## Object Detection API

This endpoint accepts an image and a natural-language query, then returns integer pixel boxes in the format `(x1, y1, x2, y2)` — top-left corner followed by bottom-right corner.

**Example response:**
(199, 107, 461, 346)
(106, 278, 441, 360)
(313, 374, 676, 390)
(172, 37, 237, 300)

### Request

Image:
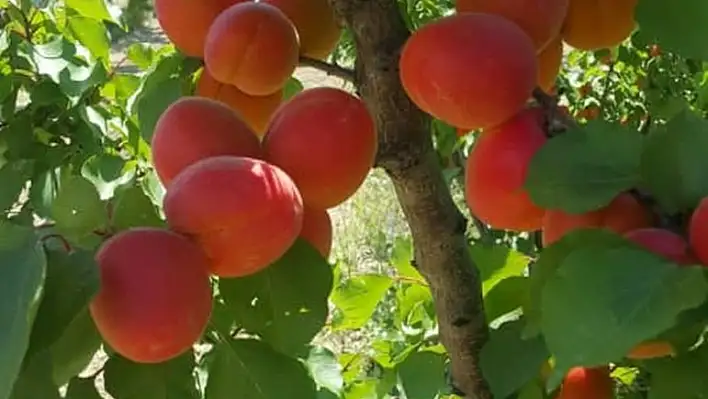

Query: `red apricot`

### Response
(626, 340, 675, 360)
(153, 0, 246, 57)
(89, 228, 212, 363)
(562, 0, 638, 51)
(455, 0, 569, 51)
(542, 192, 652, 246)
(151, 97, 262, 187)
(689, 197, 708, 265)
(464, 107, 547, 231)
(262, 87, 377, 209)
(163, 156, 304, 278)
(300, 205, 333, 258)
(624, 228, 697, 265)
(204, 2, 299, 96)
(556, 366, 614, 399)
(399, 13, 538, 130)
(195, 69, 283, 136)
(537, 35, 563, 93)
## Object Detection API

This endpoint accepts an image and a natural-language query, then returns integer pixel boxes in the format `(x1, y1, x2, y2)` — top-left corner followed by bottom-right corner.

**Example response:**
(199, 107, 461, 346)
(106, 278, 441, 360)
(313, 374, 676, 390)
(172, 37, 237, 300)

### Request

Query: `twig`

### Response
(298, 56, 355, 82)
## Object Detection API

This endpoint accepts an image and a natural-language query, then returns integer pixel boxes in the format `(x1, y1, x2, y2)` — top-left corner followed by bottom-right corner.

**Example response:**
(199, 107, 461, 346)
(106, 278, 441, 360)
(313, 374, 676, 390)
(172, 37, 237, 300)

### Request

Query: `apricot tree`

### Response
(2, 0, 708, 398)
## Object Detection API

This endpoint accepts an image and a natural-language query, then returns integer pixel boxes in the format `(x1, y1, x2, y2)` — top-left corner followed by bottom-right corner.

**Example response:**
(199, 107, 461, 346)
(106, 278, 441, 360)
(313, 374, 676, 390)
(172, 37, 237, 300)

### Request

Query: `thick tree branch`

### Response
(327, 1, 491, 397)
(298, 56, 355, 82)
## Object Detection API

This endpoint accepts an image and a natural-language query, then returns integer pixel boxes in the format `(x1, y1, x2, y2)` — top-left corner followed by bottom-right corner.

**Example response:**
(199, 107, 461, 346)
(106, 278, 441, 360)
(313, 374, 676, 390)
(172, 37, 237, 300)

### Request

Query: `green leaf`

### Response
(51, 175, 107, 239)
(471, 244, 530, 296)
(306, 346, 344, 396)
(395, 283, 434, 327)
(525, 121, 643, 213)
(111, 184, 164, 231)
(398, 350, 447, 399)
(636, 0, 708, 61)
(330, 274, 393, 331)
(126, 43, 154, 71)
(103, 352, 200, 399)
(66, 0, 117, 23)
(9, 352, 60, 399)
(640, 110, 708, 212)
(219, 240, 334, 357)
(0, 223, 47, 399)
(484, 276, 528, 324)
(49, 309, 102, 386)
(282, 77, 304, 101)
(205, 339, 317, 399)
(390, 237, 423, 280)
(646, 344, 708, 399)
(0, 160, 34, 213)
(81, 154, 134, 199)
(65, 377, 102, 399)
(480, 319, 549, 399)
(66, 16, 110, 62)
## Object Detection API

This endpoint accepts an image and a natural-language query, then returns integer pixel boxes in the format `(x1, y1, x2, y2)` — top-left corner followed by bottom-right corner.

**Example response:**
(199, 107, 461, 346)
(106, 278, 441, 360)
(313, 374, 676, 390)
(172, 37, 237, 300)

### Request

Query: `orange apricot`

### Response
(556, 366, 614, 399)
(150, 97, 262, 187)
(262, 87, 377, 209)
(689, 197, 708, 266)
(261, 0, 341, 60)
(561, 0, 638, 51)
(464, 107, 547, 231)
(542, 192, 652, 246)
(455, 0, 569, 51)
(195, 69, 283, 136)
(624, 228, 697, 265)
(89, 228, 213, 363)
(164, 156, 304, 278)
(537, 36, 563, 93)
(204, 2, 300, 96)
(626, 340, 675, 360)
(399, 13, 538, 130)
(153, 0, 246, 57)
(300, 205, 333, 258)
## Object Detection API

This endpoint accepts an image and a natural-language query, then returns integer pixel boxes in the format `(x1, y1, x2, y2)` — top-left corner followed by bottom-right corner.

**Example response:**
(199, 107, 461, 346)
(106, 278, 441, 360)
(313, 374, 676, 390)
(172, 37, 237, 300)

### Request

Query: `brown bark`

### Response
(326, 1, 492, 398)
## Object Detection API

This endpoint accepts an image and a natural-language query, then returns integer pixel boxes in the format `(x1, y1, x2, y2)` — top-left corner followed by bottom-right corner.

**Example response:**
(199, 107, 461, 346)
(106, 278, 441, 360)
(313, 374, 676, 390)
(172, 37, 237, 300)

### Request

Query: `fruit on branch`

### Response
(164, 156, 304, 278)
(624, 228, 697, 265)
(689, 197, 708, 265)
(561, 0, 638, 51)
(299, 205, 333, 258)
(537, 35, 563, 93)
(542, 192, 652, 246)
(195, 69, 283, 136)
(626, 340, 675, 360)
(89, 228, 213, 363)
(454, 0, 570, 51)
(263, 87, 377, 209)
(204, 2, 300, 96)
(151, 97, 262, 187)
(261, 0, 341, 60)
(153, 0, 246, 57)
(399, 13, 538, 130)
(556, 366, 614, 399)
(464, 107, 547, 231)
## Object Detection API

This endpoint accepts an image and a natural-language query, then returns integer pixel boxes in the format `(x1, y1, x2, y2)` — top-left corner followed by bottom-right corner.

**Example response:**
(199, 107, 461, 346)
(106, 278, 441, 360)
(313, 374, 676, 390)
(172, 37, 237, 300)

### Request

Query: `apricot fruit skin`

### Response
(263, 87, 377, 209)
(624, 228, 697, 265)
(261, 0, 341, 60)
(195, 69, 283, 136)
(89, 228, 213, 364)
(151, 97, 262, 187)
(455, 0, 569, 51)
(542, 192, 652, 246)
(204, 2, 300, 96)
(464, 107, 547, 231)
(163, 156, 304, 278)
(399, 13, 538, 130)
(556, 366, 614, 399)
(561, 0, 638, 51)
(537, 36, 563, 93)
(689, 197, 708, 266)
(626, 340, 675, 360)
(300, 205, 333, 258)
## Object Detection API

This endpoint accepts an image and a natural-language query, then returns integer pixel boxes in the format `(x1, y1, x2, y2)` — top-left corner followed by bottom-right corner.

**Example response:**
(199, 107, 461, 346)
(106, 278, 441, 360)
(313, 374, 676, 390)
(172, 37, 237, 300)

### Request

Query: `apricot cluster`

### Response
(153, 0, 341, 135)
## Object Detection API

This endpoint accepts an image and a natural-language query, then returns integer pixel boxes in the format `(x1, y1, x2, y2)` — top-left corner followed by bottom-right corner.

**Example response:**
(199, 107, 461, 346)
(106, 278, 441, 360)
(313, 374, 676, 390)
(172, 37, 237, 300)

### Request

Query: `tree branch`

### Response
(298, 56, 355, 82)
(327, 1, 491, 397)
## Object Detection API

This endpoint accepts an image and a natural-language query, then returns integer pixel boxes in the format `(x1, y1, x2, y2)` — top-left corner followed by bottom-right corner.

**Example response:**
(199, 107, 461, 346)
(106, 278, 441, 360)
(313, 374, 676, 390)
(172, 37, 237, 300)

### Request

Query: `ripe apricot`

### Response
(689, 197, 708, 266)
(464, 107, 547, 231)
(89, 228, 212, 363)
(399, 13, 537, 130)
(263, 87, 377, 209)
(204, 2, 299, 96)
(537, 35, 563, 93)
(261, 0, 341, 60)
(151, 97, 262, 187)
(164, 156, 304, 278)
(542, 192, 652, 246)
(626, 340, 675, 360)
(153, 0, 246, 57)
(455, 0, 569, 51)
(624, 228, 697, 265)
(556, 366, 613, 399)
(195, 69, 283, 136)
(300, 205, 333, 258)
(561, 0, 638, 51)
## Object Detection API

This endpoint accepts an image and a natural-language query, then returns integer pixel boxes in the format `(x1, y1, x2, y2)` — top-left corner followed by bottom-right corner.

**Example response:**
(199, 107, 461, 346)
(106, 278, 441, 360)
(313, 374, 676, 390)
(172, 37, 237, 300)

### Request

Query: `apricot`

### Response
(163, 156, 304, 278)
(688, 197, 708, 265)
(195, 69, 283, 136)
(89, 228, 212, 363)
(464, 107, 547, 231)
(542, 192, 652, 246)
(153, 0, 246, 57)
(537, 36, 563, 93)
(262, 87, 377, 209)
(626, 340, 675, 360)
(561, 0, 638, 51)
(399, 13, 538, 130)
(261, 0, 341, 60)
(204, 2, 300, 96)
(151, 97, 262, 187)
(556, 366, 613, 399)
(300, 205, 333, 258)
(455, 0, 569, 51)
(624, 228, 697, 265)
